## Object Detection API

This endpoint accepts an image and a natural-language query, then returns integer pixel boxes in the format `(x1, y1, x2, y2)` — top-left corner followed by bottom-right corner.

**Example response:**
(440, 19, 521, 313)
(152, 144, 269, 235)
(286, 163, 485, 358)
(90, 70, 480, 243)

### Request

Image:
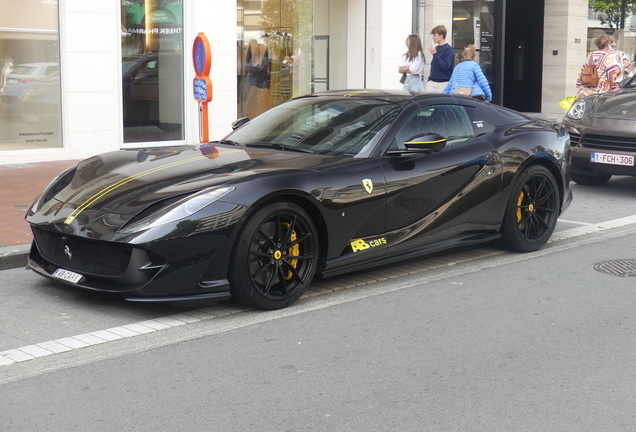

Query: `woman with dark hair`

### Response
(576, 34, 623, 100)
(442, 45, 492, 102)
(398, 35, 425, 92)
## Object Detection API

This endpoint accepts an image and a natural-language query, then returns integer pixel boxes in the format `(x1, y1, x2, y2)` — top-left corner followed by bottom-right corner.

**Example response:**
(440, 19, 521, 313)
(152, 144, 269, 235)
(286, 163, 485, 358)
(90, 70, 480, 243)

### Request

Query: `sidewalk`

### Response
(0, 160, 81, 269)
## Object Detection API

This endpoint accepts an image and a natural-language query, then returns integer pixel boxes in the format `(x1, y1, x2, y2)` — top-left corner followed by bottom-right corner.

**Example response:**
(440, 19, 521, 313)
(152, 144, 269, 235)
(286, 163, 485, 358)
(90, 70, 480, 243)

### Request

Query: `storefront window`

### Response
(0, 1, 61, 151)
(121, 0, 184, 144)
(452, 0, 496, 87)
(237, 0, 314, 119)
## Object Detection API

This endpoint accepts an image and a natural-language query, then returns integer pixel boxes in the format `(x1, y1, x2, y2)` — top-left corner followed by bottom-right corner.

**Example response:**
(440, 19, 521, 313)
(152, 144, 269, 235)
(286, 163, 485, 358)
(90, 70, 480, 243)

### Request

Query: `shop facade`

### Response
(0, 0, 625, 165)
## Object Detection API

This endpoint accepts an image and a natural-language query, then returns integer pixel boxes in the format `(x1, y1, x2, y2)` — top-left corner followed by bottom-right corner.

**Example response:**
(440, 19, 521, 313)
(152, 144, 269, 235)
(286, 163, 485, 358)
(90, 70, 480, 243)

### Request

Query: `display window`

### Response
(237, 0, 346, 120)
(237, 0, 314, 120)
(452, 0, 496, 88)
(0, 0, 62, 151)
(121, 0, 185, 144)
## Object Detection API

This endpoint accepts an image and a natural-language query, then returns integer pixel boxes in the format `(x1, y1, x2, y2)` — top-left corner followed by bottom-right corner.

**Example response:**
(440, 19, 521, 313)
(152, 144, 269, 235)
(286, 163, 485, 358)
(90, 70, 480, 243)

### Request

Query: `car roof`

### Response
(303, 89, 457, 104)
(14, 62, 58, 67)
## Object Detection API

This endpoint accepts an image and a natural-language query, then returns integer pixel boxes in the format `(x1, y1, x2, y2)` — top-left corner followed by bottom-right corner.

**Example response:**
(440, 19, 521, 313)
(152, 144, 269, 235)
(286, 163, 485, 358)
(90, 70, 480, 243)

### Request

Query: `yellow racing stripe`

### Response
(64, 155, 207, 225)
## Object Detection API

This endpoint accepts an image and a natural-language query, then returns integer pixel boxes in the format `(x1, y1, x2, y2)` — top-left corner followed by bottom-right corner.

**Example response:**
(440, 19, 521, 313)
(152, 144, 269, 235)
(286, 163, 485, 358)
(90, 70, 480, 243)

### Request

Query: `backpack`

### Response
(581, 61, 599, 87)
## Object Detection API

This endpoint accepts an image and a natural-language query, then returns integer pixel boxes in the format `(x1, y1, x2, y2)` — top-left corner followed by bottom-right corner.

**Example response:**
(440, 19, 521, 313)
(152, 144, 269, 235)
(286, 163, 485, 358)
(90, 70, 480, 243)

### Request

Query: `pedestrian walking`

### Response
(576, 34, 623, 100)
(426, 25, 454, 93)
(398, 35, 425, 92)
(443, 45, 492, 102)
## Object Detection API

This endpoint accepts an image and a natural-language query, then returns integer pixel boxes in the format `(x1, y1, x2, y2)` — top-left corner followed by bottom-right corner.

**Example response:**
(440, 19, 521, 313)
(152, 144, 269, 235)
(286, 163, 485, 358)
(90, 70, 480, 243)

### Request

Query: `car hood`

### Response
(592, 89, 636, 120)
(35, 143, 339, 222)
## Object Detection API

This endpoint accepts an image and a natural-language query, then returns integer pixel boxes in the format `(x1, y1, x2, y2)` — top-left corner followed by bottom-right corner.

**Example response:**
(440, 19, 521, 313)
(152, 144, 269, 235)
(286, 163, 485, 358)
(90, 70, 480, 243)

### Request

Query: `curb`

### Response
(0, 244, 30, 271)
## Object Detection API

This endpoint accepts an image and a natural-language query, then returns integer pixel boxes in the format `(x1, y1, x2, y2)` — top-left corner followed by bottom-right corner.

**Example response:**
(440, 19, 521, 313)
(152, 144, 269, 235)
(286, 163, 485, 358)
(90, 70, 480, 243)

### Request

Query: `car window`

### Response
(395, 104, 476, 149)
(464, 106, 494, 136)
(10, 66, 37, 75)
(45, 65, 59, 76)
(623, 74, 636, 89)
(227, 97, 400, 157)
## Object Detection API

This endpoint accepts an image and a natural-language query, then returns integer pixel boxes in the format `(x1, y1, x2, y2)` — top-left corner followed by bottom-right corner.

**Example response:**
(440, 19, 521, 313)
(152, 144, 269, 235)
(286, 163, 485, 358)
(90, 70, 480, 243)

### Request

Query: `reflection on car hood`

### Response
(50, 143, 337, 217)
(593, 89, 636, 120)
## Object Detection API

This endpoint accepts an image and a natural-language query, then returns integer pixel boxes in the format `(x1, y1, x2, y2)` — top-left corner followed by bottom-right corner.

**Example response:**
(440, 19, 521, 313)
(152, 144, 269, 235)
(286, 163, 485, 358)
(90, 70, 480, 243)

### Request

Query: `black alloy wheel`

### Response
(501, 165, 560, 252)
(571, 171, 612, 186)
(229, 202, 319, 310)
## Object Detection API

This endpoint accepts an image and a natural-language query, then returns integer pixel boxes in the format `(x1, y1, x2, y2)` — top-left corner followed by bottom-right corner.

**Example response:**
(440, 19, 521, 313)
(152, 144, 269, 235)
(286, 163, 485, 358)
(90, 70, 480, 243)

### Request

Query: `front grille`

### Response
(568, 131, 580, 147)
(32, 227, 132, 276)
(581, 134, 636, 152)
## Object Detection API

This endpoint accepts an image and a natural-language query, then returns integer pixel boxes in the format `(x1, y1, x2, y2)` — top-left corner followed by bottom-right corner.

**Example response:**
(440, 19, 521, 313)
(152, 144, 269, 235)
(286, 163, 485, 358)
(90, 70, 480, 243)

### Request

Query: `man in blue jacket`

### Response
(426, 25, 454, 93)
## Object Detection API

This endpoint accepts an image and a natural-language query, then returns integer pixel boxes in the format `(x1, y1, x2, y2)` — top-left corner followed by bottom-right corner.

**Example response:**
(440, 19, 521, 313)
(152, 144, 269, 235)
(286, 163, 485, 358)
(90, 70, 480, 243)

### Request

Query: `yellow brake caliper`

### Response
(282, 223, 299, 280)
(516, 191, 525, 226)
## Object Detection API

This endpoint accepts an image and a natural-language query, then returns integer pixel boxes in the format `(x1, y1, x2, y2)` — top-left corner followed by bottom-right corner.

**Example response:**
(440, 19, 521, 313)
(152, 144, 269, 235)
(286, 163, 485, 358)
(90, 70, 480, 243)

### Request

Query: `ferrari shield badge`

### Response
(362, 179, 373, 194)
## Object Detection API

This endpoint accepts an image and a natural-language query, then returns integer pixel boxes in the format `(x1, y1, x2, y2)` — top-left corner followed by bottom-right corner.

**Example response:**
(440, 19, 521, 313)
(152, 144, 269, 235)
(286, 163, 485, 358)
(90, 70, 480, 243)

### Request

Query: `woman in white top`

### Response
(398, 35, 425, 92)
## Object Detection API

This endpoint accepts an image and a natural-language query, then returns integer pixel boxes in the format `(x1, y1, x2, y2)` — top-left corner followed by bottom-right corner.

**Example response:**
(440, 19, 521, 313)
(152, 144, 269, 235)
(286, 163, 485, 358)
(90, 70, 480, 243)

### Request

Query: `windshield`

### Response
(226, 97, 400, 157)
(624, 73, 636, 89)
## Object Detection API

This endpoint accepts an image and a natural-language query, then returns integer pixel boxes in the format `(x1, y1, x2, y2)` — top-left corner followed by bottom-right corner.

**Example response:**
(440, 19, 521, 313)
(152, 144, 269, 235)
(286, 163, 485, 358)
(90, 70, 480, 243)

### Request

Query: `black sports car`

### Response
(564, 72, 636, 185)
(26, 90, 572, 310)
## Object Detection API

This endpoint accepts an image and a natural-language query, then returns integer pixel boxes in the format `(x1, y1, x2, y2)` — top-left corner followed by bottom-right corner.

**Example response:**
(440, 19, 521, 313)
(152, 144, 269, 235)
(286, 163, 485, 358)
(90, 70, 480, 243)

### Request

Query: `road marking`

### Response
(3, 213, 636, 368)
(557, 219, 596, 226)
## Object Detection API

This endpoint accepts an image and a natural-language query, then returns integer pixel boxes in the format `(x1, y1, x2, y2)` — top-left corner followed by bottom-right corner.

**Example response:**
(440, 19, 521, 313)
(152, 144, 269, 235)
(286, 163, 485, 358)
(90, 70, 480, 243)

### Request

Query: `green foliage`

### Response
(590, 0, 636, 31)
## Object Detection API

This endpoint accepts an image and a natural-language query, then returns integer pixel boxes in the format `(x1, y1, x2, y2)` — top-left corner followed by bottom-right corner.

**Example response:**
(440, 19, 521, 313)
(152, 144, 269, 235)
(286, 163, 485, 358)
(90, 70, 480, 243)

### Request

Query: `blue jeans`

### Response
(402, 75, 424, 92)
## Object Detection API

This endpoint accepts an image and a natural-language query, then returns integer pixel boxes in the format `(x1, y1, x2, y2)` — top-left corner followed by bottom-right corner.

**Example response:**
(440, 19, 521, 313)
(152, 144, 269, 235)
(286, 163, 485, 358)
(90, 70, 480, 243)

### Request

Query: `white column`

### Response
(347, 0, 412, 90)
(187, 1, 237, 141)
(542, 0, 588, 121)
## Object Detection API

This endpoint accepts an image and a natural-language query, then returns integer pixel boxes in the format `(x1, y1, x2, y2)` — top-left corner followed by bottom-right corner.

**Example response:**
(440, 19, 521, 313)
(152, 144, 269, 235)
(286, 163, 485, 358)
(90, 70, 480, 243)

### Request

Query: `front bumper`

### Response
(565, 121, 636, 177)
(27, 226, 232, 305)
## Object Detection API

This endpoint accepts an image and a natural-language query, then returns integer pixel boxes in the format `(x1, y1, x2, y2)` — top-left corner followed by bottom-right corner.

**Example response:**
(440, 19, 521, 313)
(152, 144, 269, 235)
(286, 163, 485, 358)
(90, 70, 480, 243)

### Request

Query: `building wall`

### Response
(542, 0, 588, 121)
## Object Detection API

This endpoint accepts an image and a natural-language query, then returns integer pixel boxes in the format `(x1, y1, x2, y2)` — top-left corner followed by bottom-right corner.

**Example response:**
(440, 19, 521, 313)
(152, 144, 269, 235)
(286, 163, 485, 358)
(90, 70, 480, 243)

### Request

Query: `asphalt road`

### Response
(2, 177, 636, 431)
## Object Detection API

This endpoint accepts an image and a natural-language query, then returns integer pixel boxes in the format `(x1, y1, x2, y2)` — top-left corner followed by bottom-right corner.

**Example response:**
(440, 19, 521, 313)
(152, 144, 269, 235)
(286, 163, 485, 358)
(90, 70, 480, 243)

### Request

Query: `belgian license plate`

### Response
(52, 268, 83, 284)
(590, 152, 634, 166)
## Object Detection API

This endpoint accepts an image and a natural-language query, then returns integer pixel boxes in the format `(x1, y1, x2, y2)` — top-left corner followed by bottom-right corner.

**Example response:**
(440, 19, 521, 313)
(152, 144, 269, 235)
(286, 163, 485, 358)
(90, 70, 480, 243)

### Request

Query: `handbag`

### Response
(581, 62, 599, 87)
(453, 63, 474, 96)
(400, 73, 407, 84)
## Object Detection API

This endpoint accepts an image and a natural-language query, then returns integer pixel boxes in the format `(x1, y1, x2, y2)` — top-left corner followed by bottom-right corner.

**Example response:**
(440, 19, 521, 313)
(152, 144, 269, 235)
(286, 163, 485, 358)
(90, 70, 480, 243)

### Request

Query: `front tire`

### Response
(571, 172, 611, 186)
(501, 165, 560, 252)
(229, 202, 319, 310)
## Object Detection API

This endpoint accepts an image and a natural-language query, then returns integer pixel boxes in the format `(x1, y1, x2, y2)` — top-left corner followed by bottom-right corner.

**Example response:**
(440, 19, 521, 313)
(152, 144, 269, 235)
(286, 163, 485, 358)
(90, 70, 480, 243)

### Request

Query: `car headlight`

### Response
(119, 186, 235, 233)
(567, 98, 587, 120)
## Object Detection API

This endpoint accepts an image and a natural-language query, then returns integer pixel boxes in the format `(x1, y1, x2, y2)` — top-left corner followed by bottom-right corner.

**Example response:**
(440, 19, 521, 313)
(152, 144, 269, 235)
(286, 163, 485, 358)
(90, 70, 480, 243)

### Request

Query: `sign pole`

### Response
(192, 33, 212, 143)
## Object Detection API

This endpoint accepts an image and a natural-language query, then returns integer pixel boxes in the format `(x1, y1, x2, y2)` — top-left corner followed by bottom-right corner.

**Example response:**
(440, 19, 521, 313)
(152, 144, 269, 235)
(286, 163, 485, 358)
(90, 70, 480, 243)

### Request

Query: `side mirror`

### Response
(231, 117, 250, 130)
(404, 133, 446, 153)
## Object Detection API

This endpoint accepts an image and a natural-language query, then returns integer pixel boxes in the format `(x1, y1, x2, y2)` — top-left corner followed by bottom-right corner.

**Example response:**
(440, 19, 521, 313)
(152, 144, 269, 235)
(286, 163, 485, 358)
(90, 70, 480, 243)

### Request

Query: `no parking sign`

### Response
(192, 33, 212, 142)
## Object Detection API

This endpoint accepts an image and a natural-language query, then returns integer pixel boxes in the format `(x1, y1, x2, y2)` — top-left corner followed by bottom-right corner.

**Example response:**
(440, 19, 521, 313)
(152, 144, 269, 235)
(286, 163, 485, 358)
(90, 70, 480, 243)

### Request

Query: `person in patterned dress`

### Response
(576, 35, 623, 100)
(608, 35, 632, 76)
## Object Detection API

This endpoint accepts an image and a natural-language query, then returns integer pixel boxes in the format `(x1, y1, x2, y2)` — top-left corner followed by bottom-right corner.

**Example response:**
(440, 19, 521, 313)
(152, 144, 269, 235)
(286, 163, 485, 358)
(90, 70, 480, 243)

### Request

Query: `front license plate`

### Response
(590, 152, 635, 166)
(52, 268, 83, 284)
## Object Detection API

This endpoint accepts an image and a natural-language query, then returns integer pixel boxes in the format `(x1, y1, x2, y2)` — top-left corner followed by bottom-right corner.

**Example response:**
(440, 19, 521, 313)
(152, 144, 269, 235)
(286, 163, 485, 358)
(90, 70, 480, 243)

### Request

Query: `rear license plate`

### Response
(52, 268, 83, 284)
(590, 152, 634, 166)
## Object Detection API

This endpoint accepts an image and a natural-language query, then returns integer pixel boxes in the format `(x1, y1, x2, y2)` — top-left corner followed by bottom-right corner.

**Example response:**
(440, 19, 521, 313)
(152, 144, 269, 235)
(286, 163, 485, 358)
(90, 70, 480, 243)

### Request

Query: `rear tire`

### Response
(571, 172, 611, 186)
(229, 202, 318, 310)
(500, 165, 560, 252)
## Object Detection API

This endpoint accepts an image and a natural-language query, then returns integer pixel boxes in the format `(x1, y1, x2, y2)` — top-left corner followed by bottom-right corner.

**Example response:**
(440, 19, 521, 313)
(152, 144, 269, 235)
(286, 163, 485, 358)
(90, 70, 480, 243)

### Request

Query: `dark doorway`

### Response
(503, 0, 545, 112)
